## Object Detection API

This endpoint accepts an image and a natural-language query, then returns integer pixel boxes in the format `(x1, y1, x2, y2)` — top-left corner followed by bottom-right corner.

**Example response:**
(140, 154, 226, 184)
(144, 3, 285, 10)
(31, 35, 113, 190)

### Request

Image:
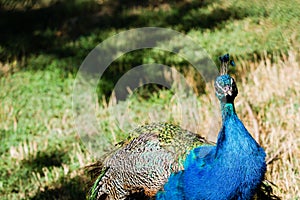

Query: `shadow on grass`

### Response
(20, 147, 88, 199)
(0, 0, 252, 101)
(22, 150, 67, 174)
(0, 0, 249, 68)
(29, 176, 88, 200)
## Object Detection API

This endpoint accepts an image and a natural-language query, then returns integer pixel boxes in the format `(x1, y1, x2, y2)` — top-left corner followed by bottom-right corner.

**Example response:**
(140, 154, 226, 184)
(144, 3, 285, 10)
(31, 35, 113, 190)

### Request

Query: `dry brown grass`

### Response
(236, 51, 300, 199)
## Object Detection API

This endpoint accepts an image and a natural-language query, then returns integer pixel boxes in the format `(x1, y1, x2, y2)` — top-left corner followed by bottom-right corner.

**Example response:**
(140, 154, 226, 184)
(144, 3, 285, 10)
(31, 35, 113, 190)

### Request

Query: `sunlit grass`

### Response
(1, 0, 300, 199)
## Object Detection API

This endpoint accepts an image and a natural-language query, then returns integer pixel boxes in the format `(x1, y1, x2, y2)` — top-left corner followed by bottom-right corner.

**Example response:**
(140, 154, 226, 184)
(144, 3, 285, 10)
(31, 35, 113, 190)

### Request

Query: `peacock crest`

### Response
(219, 53, 235, 75)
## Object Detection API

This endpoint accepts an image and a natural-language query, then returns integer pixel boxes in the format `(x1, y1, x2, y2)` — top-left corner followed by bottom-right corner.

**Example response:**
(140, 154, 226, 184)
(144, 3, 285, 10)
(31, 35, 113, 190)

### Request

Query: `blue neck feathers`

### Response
(216, 102, 264, 158)
(221, 102, 236, 121)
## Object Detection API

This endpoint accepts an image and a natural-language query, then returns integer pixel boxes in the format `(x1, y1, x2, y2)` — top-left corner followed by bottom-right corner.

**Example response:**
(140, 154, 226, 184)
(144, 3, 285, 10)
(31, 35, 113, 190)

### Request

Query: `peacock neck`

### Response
(216, 101, 263, 157)
(220, 101, 236, 122)
(216, 101, 250, 156)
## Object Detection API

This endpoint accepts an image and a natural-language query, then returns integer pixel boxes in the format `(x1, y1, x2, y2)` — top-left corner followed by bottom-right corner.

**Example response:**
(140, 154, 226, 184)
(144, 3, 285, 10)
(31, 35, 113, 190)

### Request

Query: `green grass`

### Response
(1, 0, 300, 199)
(0, 68, 89, 199)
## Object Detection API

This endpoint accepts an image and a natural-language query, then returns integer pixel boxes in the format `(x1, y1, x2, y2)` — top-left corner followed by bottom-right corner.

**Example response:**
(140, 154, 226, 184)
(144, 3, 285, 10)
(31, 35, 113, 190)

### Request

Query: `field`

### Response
(0, 0, 299, 199)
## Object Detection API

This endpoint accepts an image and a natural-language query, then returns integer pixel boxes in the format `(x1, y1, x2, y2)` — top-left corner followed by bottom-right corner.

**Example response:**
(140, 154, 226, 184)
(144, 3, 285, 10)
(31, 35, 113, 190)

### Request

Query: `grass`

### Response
(0, 0, 300, 199)
(1, 0, 300, 69)
(1, 51, 299, 199)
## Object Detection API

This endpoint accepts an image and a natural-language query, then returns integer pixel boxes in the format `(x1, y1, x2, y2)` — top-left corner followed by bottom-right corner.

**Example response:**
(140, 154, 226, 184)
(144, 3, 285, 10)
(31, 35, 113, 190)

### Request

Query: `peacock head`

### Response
(214, 54, 238, 103)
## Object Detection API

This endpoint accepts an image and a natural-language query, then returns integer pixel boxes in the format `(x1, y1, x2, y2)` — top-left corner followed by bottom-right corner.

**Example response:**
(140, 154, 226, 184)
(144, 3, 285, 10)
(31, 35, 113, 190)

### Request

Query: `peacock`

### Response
(156, 54, 266, 200)
(87, 54, 278, 200)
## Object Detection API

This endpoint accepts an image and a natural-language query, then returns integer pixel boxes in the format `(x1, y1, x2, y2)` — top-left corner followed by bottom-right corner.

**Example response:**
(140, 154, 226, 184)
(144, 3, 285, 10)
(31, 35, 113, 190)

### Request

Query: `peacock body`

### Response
(88, 54, 277, 200)
(156, 72, 267, 200)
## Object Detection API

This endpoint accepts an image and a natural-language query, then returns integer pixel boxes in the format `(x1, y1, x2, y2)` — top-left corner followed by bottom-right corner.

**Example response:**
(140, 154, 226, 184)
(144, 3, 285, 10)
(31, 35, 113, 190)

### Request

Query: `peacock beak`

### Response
(224, 85, 233, 96)
(226, 90, 232, 96)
